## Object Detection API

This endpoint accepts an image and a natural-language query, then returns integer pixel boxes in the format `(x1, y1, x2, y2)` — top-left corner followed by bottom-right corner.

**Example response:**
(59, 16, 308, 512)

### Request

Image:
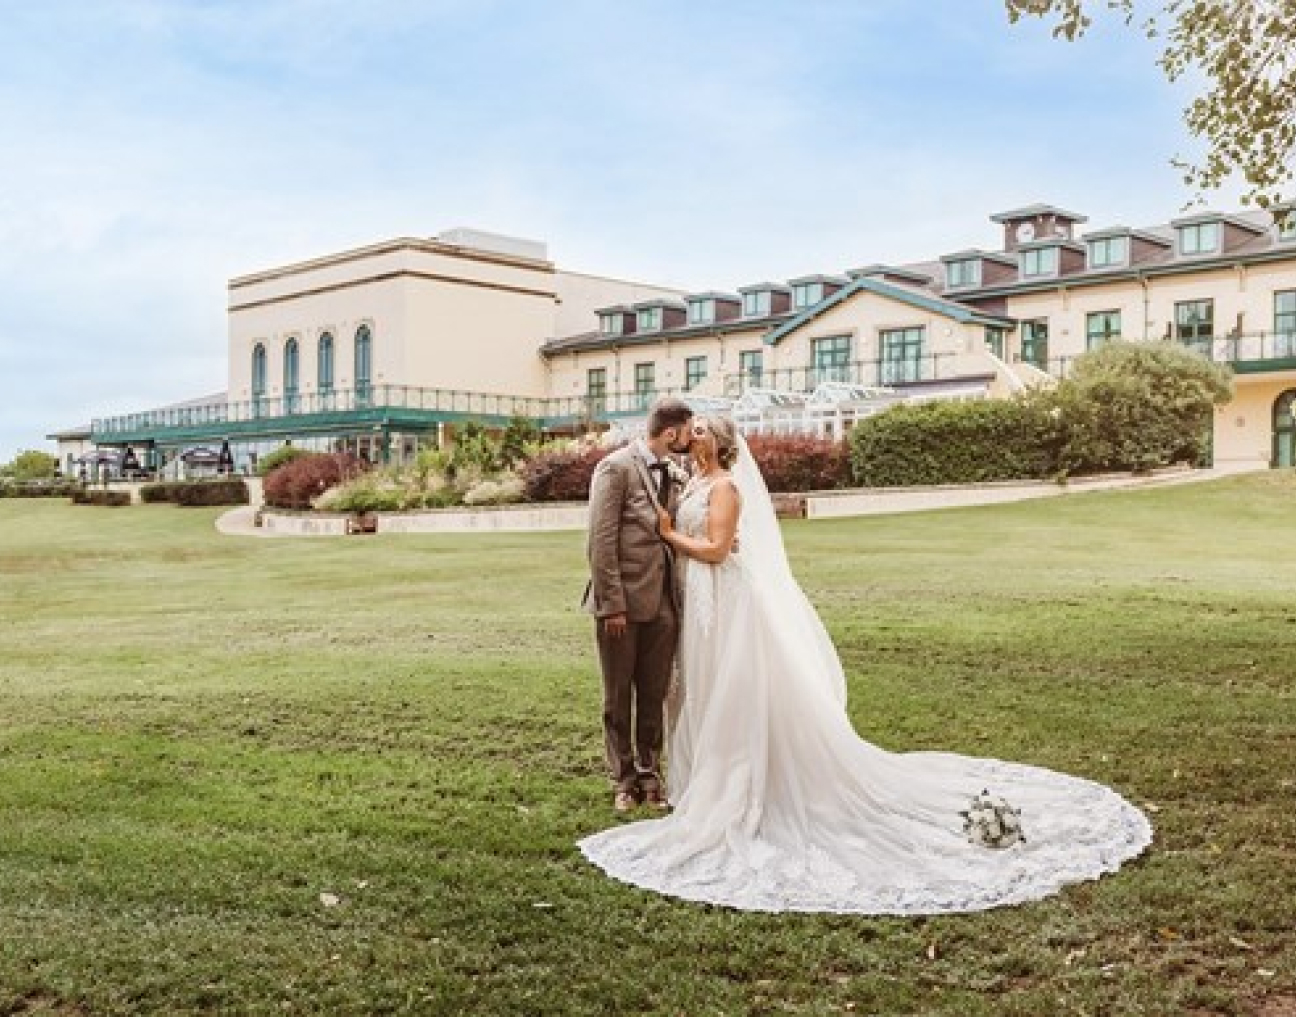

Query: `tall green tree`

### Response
(1006, 0, 1296, 208)
(1, 450, 60, 480)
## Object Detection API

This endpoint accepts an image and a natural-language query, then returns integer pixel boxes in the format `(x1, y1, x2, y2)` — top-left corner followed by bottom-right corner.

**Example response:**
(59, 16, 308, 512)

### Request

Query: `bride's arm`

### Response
(657, 481, 739, 564)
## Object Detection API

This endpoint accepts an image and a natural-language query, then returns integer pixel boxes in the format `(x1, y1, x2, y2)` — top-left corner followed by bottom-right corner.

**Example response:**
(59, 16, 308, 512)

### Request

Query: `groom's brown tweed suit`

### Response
(584, 444, 682, 796)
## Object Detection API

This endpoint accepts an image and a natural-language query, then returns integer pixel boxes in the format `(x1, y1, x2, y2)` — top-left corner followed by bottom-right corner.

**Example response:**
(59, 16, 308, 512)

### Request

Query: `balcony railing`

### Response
(721, 355, 957, 397)
(1177, 331, 1296, 365)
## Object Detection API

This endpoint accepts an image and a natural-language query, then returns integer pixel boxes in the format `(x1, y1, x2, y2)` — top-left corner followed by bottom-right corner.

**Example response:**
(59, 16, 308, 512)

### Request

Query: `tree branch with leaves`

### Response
(1006, 0, 1296, 209)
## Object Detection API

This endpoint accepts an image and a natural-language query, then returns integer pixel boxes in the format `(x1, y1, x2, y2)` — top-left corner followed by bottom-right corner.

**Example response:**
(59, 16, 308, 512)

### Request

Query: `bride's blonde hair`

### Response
(701, 414, 739, 470)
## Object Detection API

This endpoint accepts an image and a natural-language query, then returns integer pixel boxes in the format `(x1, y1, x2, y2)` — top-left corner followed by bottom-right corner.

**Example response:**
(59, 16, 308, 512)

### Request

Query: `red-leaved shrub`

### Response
(745, 435, 851, 493)
(262, 452, 367, 510)
(521, 445, 615, 502)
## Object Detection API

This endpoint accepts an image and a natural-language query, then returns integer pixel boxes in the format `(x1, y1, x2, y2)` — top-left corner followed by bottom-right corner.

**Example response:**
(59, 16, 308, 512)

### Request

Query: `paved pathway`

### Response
(214, 462, 1266, 538)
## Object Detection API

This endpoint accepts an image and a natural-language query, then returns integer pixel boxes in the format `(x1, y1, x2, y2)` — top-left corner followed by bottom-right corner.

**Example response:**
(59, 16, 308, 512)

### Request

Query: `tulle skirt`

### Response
(579, 554, 1151, 915)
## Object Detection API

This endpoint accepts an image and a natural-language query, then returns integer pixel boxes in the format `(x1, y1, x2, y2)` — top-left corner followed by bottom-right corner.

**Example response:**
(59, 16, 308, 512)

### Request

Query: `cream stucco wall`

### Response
(998, 261, 1296, 365)
(1212, 373, 1296, 466)
(552, 271, 685, 339)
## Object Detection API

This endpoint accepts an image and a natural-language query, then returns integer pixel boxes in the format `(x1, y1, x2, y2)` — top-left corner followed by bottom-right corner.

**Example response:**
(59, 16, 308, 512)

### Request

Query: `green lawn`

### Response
(0, 477, 1294, 1016)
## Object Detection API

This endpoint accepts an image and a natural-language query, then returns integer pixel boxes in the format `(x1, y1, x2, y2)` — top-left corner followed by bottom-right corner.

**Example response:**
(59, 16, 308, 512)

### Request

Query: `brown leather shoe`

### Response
(643, 786, 669, 811)
(614, 791, 637, 813)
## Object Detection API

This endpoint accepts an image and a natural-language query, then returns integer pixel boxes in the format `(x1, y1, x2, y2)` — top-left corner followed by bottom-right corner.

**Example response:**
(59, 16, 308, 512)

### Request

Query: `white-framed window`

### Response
(945, 259, 980, 289)
(1178, 222, 1220, 256)
(1088, 236, 1128, 269)
(636, 307, 662, 332)
(687, 299, 715, 325)
(599, 314, 623, 336)
(1020, 247, 1059, 278)
(742, 290, 772, 318)
(792, 282, 823, 310)
(738, 349, 763, 387)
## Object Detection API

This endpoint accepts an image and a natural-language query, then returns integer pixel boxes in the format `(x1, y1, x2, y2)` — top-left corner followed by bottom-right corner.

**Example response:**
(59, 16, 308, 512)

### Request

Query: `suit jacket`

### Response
(584, 445, 681, 622)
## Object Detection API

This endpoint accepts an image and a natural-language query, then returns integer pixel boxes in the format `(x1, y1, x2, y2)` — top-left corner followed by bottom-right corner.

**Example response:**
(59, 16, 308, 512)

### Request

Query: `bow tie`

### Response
(648, 462, 670, 503)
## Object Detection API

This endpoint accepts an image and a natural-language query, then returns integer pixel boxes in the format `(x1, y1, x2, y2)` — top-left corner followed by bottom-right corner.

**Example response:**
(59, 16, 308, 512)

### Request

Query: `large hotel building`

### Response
(51, 203, 1296, 473)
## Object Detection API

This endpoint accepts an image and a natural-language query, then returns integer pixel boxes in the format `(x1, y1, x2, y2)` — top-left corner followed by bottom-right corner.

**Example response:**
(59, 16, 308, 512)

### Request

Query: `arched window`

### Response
(354, 325, 373, 405)
(251, 343, 267, 416)
(318, 332, 335, 400)
(1274, 389, 1296, 467)
(283, 338, 300, 413)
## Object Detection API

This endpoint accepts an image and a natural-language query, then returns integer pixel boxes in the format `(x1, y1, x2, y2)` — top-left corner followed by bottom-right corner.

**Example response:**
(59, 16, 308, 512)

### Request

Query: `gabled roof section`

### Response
(761, 276, 1013, 346)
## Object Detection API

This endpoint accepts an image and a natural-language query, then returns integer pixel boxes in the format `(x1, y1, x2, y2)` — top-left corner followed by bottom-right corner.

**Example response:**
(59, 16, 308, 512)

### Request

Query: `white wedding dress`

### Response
(578, 440, 1152, 915)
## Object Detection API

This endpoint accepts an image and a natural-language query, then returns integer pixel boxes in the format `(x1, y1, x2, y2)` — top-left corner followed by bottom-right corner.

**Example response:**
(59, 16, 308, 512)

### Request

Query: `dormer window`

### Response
(1020, 246, 1059, 278)
(743, 290, 772, 317)
(1087, 235, 1128, 269)
(599, 314, 623, 336)
(637, 306, 662, 332)
(792, 282, 823, 310)
(687, 298, 715, 325)
(945, 258, 981, 289)
(1178, 221, 1220, 256)
(1278, 210, 1296, 243)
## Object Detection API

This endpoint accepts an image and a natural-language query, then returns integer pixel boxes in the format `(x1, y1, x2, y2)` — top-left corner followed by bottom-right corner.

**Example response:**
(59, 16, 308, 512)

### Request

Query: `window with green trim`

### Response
(636, 307, 662, 332)
(317, 333, 335, 395)
(742, 291, 772, 317)
(687, 299, 714, 325)
(739, 349, 763, 388)
(1021, 320, 1049, 369)
(811, 335, 851, 384)
(251, 343, 267, 416)
(684, 356, 707, 391)
(1085, 311, 1121, 350)
(792, 283, 823, 310)
(984, 326, 1006, 359)
(1087, 236, 1128, 269)
(355, 325, 373, 405)
(586, 367, 607, 413)
(1275, 291, 1296, 335)
(1178, 222, 1219, 255)
(1279, 213, 1296, 243)
(879, 327, 924, 384)
(600, 314, 623, 336)
(634, 362, 655, 408)
(1175, 300, 1213, 355)
(945, 259, 980, 288)
(1020, 247, 1058, 278)
(283, 338, 300, 412)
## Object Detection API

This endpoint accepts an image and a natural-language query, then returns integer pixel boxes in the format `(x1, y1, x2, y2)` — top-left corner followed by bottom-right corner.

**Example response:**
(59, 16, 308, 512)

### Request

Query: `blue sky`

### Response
(0, 0, 1219, 460)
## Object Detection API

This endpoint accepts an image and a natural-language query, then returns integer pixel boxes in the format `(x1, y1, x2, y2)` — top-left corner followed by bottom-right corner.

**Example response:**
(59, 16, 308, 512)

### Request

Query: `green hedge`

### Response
(139, 480, 249, 506)
(70, 490, 131, 507)
(0, 479, 83, 498)
(850, 399, 1059, 487)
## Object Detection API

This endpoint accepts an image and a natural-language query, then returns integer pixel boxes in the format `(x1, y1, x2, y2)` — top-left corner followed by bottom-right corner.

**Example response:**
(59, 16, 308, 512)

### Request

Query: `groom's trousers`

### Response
(596, 594, 678, 795)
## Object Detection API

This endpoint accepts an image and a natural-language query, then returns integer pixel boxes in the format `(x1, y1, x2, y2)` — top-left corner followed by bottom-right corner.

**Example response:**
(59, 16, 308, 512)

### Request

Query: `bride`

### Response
(578, 414, 1152, 915)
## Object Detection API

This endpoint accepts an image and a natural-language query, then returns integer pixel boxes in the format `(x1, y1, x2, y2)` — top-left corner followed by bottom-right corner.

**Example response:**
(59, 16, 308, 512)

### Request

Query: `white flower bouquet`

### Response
(961, 790, 1026, 848)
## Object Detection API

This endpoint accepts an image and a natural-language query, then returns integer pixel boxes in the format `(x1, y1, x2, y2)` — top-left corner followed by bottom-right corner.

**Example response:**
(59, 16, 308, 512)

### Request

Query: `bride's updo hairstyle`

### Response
(702, 414, 740, 470)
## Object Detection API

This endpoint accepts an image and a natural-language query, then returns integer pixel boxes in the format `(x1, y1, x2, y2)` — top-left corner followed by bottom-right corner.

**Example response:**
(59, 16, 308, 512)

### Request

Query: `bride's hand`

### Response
(656, 506, 674, 539)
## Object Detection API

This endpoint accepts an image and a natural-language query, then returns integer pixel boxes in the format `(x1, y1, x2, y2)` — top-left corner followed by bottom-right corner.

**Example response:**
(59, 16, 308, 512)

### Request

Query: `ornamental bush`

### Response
(257, 445, 311, 477)
(262, 452, 367, 510)
(140, 480, 249, 506)
(745, 435, 852, 492)
(520, 445, 613, 502)
(849, 399, 1059, 487)
(1051, 340, 1232, 474)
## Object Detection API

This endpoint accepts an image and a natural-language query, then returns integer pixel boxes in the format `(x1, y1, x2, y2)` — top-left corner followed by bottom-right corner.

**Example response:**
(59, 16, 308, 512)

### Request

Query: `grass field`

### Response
(1, 476, 1294, 1016)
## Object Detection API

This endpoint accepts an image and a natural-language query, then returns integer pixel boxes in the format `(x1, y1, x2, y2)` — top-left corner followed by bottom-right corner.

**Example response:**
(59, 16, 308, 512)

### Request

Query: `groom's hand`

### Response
(604, 613, 628, 638)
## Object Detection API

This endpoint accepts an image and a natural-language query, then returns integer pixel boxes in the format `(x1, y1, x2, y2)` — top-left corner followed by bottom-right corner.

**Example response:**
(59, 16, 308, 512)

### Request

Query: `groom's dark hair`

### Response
(646, 397, 693, 437)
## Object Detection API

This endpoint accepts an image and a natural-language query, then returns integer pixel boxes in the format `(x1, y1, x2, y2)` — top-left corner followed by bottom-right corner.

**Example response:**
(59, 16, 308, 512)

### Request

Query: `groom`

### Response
(584, 396, 694, 813)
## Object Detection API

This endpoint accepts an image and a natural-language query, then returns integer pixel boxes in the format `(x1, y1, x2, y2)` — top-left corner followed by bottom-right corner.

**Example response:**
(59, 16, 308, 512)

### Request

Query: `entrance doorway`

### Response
(1274, 389, 1296, 467)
